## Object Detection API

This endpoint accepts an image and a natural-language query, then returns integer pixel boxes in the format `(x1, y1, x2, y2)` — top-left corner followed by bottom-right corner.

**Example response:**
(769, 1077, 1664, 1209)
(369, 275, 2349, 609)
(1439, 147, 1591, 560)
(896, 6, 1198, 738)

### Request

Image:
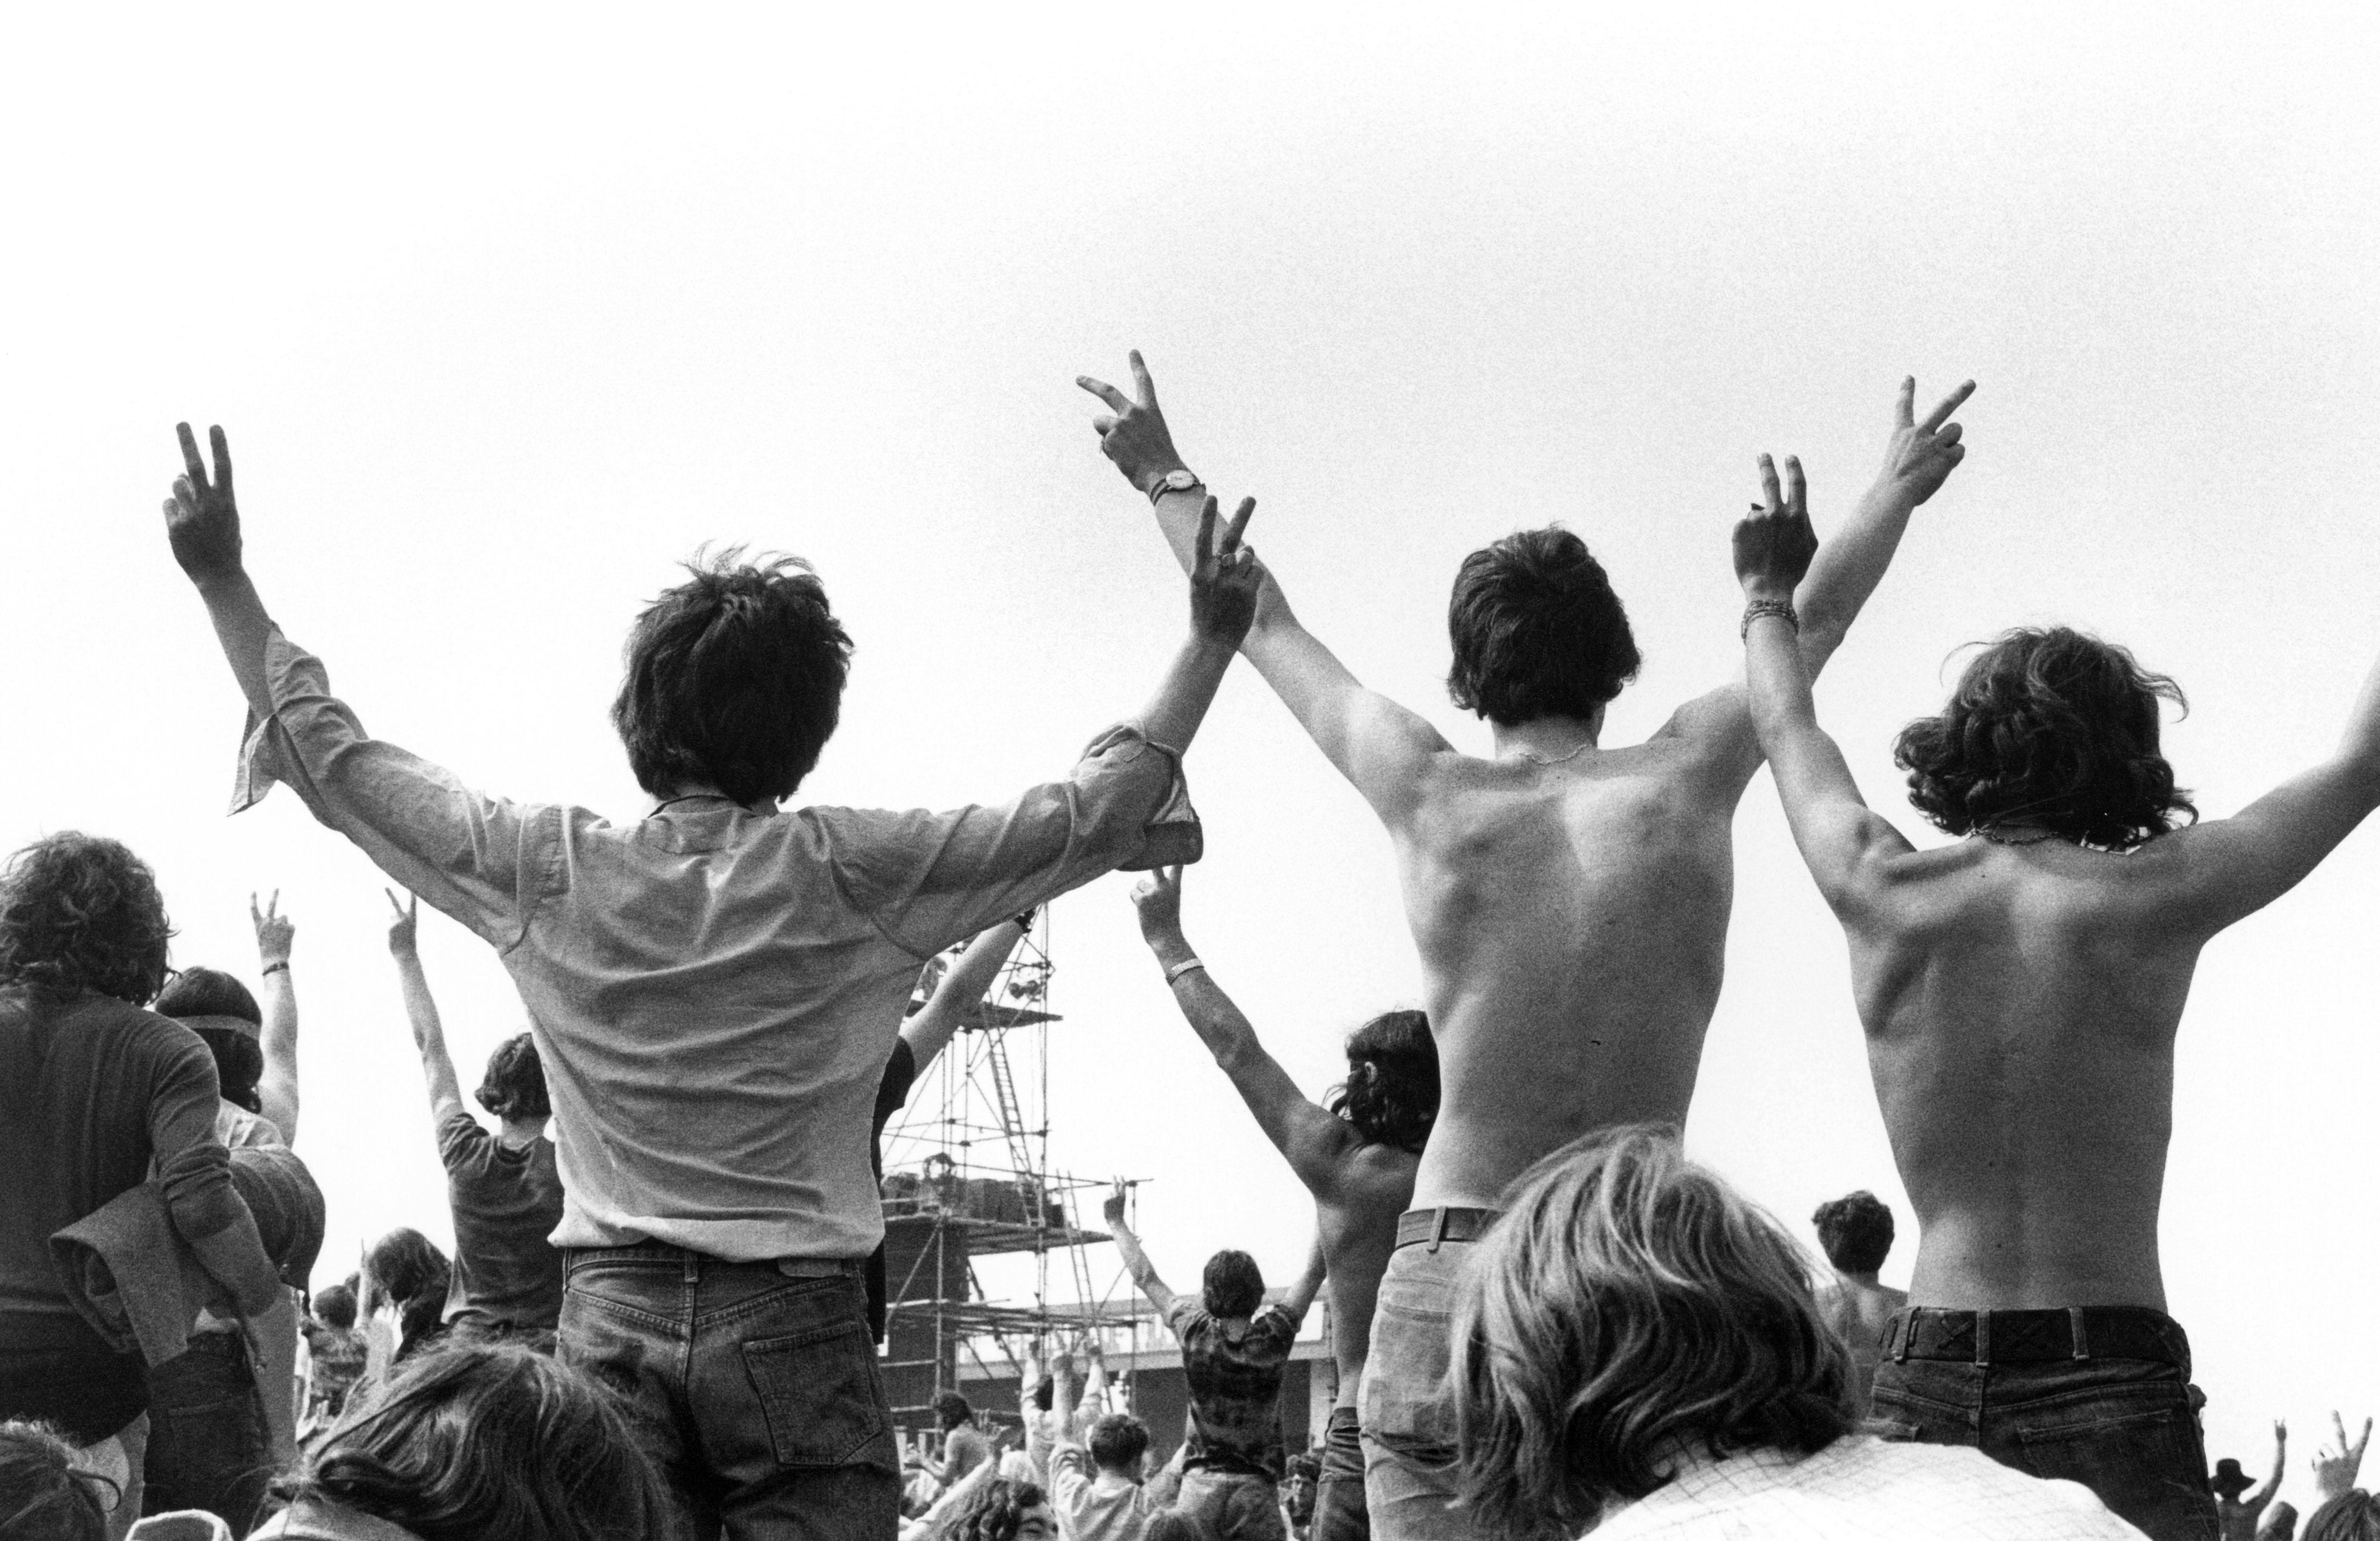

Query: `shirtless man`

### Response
(1080, 355, 1972, 1538)
(1810, 1189, 1908, 1419)
(1130, 862, 1439, 1541)
(1732, 465, 2380, 1541)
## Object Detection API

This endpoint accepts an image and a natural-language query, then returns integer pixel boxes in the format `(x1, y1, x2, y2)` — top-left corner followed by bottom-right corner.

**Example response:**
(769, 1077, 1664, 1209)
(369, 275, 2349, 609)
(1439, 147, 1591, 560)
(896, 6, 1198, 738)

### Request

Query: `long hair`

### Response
(0, 833, 173, 1006)
(612, 548, 853, 806)
(278, 1342, 677, 1541)
(365, 1228, 453, 1356)
(1446, 527, 1640, 726)
(1893, 627, 2194, 851)
(2307, 1492, 2380, 1541)
(931, 1477, 1046, 1541)
(0, 1420, 110, 1541)
(1452, 1126, 1852, 1540)
(1325, 1009, 1438, 1153)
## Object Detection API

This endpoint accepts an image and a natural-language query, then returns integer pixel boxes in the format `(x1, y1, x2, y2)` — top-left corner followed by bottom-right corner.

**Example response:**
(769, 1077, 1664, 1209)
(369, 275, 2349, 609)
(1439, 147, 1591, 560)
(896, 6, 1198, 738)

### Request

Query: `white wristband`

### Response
(1164, 957, 1207, 986)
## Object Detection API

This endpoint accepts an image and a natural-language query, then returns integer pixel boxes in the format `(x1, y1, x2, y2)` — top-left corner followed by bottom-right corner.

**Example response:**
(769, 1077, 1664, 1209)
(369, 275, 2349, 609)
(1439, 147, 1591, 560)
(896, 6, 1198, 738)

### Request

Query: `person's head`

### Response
(1893, 627, 2195, 851)
(934, 1392, 973, 1432)
(276, 1341, 675, 1541)
(476, 1033, 551, 1123)
(0, 1421, 111, 1541)
(1810, 1190, 1895, 1276)
(931, 1477, 1052, 1541)
(1283, 1451, 1321, 1521)
(154, 966, 265, 1114)
(1326, 1009, 1438, 1153)
(315, 1282, 358, 1332)
(1087, 1413, 1149, 1478)
(612, 548, 853, 809)
(1446, 527, 1640, 729)
(2267, 1500, 2301, 1540)
(1201, 1249, 1265, 1319)
(2306, 1491, 2380, 1541)
(1452, 1125, 1851, 1539)
(0, 833, 172, 1007)
(365, 1227, 452, 1349)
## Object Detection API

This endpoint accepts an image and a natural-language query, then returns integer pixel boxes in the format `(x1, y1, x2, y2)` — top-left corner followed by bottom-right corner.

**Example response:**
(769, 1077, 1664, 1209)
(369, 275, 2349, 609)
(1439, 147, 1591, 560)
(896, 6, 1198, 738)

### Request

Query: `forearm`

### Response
(1151, 484, 1297, 647)
(1744, 613, 1822, 763)
(392, 948, 464, 1109)
(1790, 478, 1917, 675)
(258, 968, 299, 1140)
(1136, 633, 1239, 752)
(1143, 927, 1261, 1063)
(250, 1290, 301, 1466)
(194, 569, 278, 723)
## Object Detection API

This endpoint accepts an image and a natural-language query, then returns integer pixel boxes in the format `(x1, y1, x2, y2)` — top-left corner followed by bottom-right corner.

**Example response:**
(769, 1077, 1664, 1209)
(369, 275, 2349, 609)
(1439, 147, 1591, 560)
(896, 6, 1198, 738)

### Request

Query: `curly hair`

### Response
(1453, 1126, 1851, 1541)
(0, 1419, 111, 1541)
(0, 834, 173, 1006)
(1447, 527, 1641, 727)
(1893, 627, 2195, 851)
(277, 1342, 677, 1541)
(612, 547, 853, 807)
(1325, 1009, 1438, 1153)
(477, 1032, 551, 1120)
(931, 1477, 1047, 1541)
(1810, 1190, 1895, 1274)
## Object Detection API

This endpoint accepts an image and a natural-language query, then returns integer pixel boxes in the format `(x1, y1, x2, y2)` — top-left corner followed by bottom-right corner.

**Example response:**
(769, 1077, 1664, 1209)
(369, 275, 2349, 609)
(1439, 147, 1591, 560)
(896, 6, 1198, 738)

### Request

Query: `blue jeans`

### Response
(140, 1331, 270, 1534)
(1357, 1239, 1489, 1541)
(1311, 1405, 1369, 1541)
(1175, 1467, 1288, 1541)
(559, 1244, 899, 1541)
(1867, 1311, 2219, 1541)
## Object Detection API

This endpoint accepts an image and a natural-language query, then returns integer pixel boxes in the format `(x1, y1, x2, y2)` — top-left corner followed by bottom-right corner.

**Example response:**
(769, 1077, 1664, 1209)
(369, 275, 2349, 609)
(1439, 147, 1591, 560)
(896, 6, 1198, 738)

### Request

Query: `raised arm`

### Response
(1735, 459, 1914, 913)
(166, 423, 276, 722)
(1129, 866, 1357, 1194)
(1280, 1229, 1327, 1326)
(1081, 354, 1453, 826)
(1102, 1182, 1177, 1319)
(385, 890, 466, 1126)
(251, 890, 301, 1144)
(901, 917, 1030, 1076)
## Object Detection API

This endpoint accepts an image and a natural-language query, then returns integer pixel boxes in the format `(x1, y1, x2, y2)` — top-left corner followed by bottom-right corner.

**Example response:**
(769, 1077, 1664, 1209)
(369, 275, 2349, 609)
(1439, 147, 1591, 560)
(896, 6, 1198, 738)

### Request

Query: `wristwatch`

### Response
(1148, 468, 1201, 503)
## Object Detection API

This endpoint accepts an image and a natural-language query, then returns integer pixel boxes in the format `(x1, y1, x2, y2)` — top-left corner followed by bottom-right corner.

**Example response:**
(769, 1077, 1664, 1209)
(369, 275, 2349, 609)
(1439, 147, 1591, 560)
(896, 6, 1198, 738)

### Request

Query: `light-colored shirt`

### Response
(1051, 1444, 1155, 1541)
(1586, 1436, 2147, 1539)
(233, 627, 1193, 1259)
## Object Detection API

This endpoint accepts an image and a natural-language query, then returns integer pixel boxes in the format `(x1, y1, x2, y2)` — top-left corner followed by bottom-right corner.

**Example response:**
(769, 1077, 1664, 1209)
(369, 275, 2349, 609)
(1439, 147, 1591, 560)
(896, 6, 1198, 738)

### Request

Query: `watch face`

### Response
(1164, 469, 1197, 490)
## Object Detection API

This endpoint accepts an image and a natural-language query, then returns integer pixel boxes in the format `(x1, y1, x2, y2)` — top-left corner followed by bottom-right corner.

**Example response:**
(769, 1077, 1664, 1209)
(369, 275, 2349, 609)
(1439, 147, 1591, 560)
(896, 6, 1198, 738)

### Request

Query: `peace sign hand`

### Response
(1190, 494, 1265, 646)
(165, 423, 244, 584)
(2314, 1410, 2371, 1501)
(1732, 453, 1818, 601)
(384, 888, 420, 956)
(1876, 376, 1976, 507)
(251, 890, 293, 968)
(1078, 350, 1192, 497)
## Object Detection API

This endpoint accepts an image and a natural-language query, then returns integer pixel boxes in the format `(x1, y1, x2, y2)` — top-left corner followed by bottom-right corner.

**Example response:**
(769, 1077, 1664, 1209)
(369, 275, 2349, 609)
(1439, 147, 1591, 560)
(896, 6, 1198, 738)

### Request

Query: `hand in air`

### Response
(1731, 454, 1818, 601)
(164, 423, 244, 583)
(1131, 865, 1185, 946)
(251, 890, 293, 969)
(2314, 1411, 2370, 1501)
(1102, 1180, 1129, 1229)
(384, 888, 419, 955)
(1876, 377, 1976, 506)
(1079, 351, 1190, 495)
(1190, 494, 1264, 646)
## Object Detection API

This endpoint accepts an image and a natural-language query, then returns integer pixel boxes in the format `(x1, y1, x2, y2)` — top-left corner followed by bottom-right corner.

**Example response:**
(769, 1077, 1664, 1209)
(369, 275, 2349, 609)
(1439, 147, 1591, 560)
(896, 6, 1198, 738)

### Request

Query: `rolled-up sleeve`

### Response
(830, 721, 1201, 959)
(230, 627, 555, 950)
(150, 1035, 278, 1315)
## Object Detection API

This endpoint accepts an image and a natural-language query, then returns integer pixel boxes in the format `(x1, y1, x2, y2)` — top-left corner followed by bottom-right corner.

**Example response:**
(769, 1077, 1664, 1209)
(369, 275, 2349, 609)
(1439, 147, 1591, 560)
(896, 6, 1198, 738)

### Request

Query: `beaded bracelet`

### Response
(1740, 598, 1800, 640)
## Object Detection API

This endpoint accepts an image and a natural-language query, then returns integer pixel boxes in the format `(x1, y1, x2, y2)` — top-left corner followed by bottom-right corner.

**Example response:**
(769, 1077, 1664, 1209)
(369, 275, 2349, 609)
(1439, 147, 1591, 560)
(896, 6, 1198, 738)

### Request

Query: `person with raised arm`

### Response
(1080, 354, 1972, 1541)
(2214, 1421, 2290, 1541)
(383, 888, 565, 1345)
(1104, 1187, 1325, 1541)
(1130, 862, 1434, 1541)
(160, 421, 1266, 1541)
(1733, 455, 2380, 1541)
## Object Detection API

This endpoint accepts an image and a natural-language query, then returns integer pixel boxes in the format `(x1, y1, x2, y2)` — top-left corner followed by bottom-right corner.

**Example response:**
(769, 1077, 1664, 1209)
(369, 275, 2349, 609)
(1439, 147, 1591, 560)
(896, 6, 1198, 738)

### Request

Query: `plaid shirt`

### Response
(1166, 1300, 1297, 1479)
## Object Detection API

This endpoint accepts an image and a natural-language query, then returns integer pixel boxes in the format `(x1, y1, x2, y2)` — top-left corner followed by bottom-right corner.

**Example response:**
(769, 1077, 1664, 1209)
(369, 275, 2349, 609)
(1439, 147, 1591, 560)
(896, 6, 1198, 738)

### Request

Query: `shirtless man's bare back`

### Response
(1080, 356, 1972, 1540)
(1735, 471, 2380, 1541)
(1810, 1189, 1910, 1418)
(1130, 864, 1438, 1541)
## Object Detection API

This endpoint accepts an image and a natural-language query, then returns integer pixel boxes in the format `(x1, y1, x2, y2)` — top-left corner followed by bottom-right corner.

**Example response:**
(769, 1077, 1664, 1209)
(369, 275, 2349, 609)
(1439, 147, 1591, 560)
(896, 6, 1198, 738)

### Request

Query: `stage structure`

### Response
(878, 918, 1152, 1436)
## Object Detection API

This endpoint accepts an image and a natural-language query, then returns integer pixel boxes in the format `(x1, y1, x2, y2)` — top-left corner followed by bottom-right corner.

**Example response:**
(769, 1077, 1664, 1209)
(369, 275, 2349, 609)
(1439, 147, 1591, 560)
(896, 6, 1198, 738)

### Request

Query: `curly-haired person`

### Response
(1130, 862, 1436, 1541)
(1085, 355, 1976, 1541)
(0, 834, 285, 1537)
(1451, 1127, 2144, 1539)
(1810, 1190, 1908, 1421)
(1737, 477, 2380, 1538)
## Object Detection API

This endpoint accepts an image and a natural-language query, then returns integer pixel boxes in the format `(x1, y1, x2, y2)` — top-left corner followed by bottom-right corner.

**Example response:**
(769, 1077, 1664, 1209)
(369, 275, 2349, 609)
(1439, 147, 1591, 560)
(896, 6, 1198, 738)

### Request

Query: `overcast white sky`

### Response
(5, 0, 2376, 1477)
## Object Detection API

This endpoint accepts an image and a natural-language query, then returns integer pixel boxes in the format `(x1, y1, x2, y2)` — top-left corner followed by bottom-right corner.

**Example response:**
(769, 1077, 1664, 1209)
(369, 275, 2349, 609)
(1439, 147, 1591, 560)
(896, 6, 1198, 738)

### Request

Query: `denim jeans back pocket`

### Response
(742, 1316, 889, 1468)
(2013, 1397, 2217, 1541)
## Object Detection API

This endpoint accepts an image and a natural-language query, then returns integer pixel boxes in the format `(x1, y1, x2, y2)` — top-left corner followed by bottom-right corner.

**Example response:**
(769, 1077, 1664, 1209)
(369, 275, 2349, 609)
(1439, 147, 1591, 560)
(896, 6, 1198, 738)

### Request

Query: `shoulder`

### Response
(1834, 1438, 2141, 1530)
(436, 1108, 491, 1163)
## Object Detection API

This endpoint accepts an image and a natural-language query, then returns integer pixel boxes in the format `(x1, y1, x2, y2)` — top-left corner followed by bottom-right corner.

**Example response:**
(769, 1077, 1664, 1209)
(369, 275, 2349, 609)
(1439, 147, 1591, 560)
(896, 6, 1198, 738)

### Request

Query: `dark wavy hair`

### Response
(1088, 1412, 1149, 1473)
(156, 966, 266, 1113)
(477, 1032, 551, 1120)
(932, 1477, 1047, 1541)
(934, 1392, 973, 1431)
(315, 1281, 359, 1333)
(1201, 1249, 1265, 1319)
(0, 1419, 111, 1541)
(1810, 1190, 1895, 1274)
(1326, 1009, 1438, 1153)
(612, 548, 853, 808)
(1447, 528, 1640, 727)
(366, 1228, 453, 1359)
(1453, 1126, 1851, 1540)
(276, 1342, 677, 1541)
(2307, 1491, 2380, 1541)
(1893, 627, 2195, 851)
(0, 833, 173, 1006)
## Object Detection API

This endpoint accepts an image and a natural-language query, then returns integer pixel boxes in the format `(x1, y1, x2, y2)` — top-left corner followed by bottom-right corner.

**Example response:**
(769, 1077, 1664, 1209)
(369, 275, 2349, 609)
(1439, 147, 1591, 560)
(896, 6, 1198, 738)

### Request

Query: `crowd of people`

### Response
(3, 353, 2378, 1540)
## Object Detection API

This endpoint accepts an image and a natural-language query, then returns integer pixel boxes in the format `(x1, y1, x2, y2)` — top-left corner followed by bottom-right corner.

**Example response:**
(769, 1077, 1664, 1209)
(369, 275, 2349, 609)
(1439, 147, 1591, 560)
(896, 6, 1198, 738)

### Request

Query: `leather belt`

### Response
(1393, 1207, 1502, 1252)
(1882, 1305, 2191, 1369)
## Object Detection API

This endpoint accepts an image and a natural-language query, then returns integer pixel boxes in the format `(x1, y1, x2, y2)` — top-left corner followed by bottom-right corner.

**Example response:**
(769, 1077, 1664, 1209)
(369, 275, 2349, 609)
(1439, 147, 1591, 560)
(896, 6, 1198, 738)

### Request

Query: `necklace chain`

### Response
(1513, 741, 1593, 766)
(1976, 824, 2061, 847)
